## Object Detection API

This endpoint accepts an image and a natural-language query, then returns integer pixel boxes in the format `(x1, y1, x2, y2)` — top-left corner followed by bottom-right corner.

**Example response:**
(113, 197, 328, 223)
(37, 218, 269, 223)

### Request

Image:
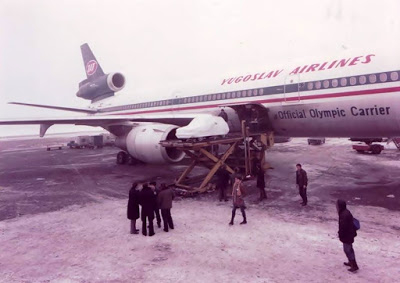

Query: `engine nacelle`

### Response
(76, 72, 125, 101)
(117, 124, 185, 164)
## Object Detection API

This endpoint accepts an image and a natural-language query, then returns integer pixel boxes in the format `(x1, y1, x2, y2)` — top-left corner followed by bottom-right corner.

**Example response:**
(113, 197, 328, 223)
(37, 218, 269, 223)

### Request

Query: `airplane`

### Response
(1, 44, 400, 165)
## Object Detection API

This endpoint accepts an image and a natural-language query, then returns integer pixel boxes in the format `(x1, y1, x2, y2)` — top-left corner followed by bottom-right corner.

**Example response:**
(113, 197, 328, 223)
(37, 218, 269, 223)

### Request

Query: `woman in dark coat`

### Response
(229, 175, 247, 225)
(127, 182, 140, 234)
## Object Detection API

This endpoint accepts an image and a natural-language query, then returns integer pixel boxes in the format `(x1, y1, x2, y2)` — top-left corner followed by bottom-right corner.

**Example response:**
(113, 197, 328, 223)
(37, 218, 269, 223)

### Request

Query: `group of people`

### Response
(127, 181, 175, 237)
(219, 162, 359, 272)
(214, 161, 267, 226)
(217, 159, 267, 204)
(127, 163, 359, 272)
(296, 164, 359, 272)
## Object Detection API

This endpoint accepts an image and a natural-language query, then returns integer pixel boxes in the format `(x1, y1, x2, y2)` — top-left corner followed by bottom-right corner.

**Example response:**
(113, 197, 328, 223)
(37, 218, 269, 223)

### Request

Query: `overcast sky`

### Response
(1, 0, 399, 136)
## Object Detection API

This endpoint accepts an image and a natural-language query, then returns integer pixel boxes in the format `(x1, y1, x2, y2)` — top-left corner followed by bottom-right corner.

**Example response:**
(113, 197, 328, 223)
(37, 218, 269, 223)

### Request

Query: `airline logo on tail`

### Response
(86, 60, 98, 76)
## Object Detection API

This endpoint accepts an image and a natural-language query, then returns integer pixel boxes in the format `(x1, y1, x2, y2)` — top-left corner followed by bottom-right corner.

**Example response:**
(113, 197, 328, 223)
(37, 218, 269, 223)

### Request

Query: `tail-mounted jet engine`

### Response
(115, 124, 185, 164)
(76, 72, 125, 101)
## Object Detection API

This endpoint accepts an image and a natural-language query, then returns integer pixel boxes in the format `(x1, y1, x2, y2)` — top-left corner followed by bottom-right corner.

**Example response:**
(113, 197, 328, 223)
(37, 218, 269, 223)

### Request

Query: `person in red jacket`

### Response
(337, 199, 359, 272)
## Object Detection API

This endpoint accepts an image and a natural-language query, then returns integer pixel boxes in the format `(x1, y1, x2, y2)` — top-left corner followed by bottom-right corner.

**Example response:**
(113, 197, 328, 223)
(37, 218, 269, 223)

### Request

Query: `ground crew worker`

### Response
(250, 107, 259, 132)
(256, 162, 267, 201)
(218, 109, 228, 122)
(296, 164, 308, 206)
(216, 166, 230, 202)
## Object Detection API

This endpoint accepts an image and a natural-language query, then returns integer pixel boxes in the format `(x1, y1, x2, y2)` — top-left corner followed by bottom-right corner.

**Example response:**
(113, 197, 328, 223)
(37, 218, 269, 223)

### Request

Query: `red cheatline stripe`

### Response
(106, 86, 400, 116)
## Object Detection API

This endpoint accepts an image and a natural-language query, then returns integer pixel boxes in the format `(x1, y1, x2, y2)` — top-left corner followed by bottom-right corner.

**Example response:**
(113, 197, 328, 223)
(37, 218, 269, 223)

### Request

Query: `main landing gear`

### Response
(116, 151, 142, 165)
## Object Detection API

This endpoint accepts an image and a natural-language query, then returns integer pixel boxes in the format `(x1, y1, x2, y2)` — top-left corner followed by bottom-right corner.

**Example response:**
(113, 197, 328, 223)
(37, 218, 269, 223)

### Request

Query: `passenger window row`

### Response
(306, 71, 399, 90)
(101, 71, 399, 112)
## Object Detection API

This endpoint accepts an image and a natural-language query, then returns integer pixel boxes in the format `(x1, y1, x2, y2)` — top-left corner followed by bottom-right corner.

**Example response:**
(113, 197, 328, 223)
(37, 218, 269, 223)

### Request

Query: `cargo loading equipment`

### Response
(160, 121, 274, 195)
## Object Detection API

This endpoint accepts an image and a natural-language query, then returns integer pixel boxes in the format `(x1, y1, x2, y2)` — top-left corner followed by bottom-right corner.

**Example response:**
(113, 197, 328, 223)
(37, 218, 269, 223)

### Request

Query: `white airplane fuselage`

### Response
(91, 49, 400, 138)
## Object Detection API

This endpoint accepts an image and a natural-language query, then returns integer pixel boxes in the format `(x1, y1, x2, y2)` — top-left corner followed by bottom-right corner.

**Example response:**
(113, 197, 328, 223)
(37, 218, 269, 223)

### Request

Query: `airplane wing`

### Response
(8, 102, 98, 114)
(0, 114, 203, 136)
(0, 114, 197, 126)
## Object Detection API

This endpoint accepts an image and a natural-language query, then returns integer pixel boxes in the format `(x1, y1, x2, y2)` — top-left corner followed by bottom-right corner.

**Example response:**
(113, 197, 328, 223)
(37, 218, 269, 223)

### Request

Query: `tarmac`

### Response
(0, 135, 399, 221)
(0, 135, 399, 282)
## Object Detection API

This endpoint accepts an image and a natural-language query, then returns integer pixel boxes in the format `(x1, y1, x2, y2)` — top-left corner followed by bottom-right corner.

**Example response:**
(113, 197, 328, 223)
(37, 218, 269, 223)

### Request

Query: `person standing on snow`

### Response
(336, 199, 359, 272)
(140, 183, 157, 236)
(256, 161, 267, 201)
(127, 182, 140, 234)
(216, 166, 230, 202)
(149, 181, 162, 228)
(157, 183, 175, 232)
(229, 175, 247, 225)
(296, 164, 308, 206)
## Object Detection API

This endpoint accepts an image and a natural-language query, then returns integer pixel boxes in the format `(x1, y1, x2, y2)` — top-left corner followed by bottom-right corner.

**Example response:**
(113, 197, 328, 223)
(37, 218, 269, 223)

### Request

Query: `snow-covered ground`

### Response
(1, 198, 399, 283)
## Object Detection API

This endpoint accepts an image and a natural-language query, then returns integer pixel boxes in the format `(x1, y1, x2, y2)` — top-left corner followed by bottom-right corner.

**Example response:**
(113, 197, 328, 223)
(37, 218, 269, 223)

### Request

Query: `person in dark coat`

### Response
(157, 183, 175, 232)
(218, 109, 228, 122)
(256, 162, 267, 201)
(216, 166, 230, 202)
(149, 181, 162, 228)
(229, 175, 247, 225)
(296, 164, 308, 206)
(139, 183, 157, 236)
(127, 182, 140, 234)
(336, 199, 359, 272)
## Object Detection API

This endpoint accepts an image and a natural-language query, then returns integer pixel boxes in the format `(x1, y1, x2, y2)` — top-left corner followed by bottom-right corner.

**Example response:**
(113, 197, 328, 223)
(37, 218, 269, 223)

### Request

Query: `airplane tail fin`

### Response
(77, 43, 125, 102)
(80, 43, 105, 79)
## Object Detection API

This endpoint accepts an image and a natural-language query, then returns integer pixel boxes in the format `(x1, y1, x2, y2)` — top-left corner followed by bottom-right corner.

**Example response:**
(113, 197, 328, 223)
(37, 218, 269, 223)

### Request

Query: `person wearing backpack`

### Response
(336, 199, 359, 272)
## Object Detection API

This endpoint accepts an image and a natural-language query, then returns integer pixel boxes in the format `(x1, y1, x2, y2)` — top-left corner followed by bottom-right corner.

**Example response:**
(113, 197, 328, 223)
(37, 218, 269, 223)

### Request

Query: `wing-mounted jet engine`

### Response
(114, 123, 185, 165)
(76, 43, 125, 102)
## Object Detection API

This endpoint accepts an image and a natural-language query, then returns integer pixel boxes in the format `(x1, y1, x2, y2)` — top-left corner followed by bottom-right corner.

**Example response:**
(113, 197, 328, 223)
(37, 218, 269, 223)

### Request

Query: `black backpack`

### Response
(353, 217, 361, 230)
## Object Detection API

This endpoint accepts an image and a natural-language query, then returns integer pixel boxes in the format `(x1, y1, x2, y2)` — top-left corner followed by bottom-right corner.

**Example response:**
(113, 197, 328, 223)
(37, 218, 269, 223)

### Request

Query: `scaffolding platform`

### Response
(160, 121, 274, 195)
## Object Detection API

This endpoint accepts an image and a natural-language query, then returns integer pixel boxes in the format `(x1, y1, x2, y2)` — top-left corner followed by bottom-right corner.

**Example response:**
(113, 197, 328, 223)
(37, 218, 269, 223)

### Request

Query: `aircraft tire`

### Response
(127, 155, 138, 165)
(117, 151, 128, 164)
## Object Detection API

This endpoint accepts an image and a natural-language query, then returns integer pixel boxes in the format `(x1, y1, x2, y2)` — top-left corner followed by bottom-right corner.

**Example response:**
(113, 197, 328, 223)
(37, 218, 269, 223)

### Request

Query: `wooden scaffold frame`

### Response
(160, 122, 274, 195)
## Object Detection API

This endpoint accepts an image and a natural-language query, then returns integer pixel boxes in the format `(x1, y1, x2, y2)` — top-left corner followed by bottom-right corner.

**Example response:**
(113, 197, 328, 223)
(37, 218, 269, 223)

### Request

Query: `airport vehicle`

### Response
(352, 143, 384, 154)
(1, 44, 400, 165)
(67, 135, 107, 149)
(350, 138, 385, 154)
(307, 138, 326, 145)
(46, 145, 63, 151)
(67, 140, 80, 149)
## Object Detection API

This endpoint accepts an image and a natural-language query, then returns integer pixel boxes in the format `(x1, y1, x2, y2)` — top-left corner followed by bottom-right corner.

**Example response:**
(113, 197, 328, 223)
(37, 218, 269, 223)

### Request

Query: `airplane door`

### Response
(283, 74, 301, 103)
